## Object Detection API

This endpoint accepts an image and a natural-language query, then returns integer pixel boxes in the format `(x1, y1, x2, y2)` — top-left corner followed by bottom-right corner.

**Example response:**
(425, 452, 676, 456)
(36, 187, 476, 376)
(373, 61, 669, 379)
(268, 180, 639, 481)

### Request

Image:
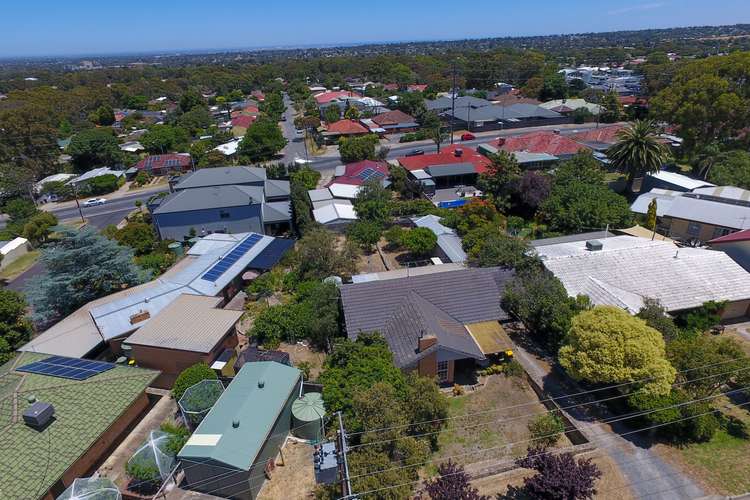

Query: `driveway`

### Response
(510, 338, 704, 500)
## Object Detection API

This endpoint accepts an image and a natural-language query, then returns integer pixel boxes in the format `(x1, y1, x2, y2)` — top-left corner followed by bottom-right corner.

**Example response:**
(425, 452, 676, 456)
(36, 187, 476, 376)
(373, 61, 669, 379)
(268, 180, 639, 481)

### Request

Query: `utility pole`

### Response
(450, 60, 457, 145)
(72, 183, 85, 223)
(336, 411, 353, 499)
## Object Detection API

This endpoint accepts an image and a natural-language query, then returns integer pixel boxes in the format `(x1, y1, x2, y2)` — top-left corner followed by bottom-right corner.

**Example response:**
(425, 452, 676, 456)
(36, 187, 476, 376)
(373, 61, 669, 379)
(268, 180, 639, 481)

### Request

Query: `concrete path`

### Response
(511, 340, 705, 500)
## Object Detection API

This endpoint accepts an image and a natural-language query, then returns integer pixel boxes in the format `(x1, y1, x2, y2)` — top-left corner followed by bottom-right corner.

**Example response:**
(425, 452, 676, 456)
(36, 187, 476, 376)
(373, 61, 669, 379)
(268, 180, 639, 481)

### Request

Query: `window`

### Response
(712, 227, 732, 239)
(219, 210, 230, 219)
(687, 222, 702, 238)
(437, 361, 449, 383)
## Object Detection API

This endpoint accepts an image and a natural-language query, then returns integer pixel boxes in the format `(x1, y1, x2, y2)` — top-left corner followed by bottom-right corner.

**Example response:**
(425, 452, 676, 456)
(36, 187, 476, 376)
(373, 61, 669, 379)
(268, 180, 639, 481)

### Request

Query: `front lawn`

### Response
(0, 251, 40, 281)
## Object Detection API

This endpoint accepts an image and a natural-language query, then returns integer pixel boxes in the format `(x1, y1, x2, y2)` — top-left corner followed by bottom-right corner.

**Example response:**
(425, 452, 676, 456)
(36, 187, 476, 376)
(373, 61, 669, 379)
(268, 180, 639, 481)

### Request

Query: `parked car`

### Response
(461, 132, 476, 141)
(83, 198, 107, 207)
(405, 149, 425, 156)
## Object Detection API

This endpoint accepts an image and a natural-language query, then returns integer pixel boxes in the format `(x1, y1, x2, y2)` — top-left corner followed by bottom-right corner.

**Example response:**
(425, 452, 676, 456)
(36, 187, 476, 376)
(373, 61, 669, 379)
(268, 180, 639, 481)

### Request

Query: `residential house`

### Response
(341, 266, 515, 384)
(442, 103, 568, 132)
(372, 109, 419, 133)
(67, 167, 125, 187)
(534, 235, 750, 319)
(1, 352, 157, 500)
(493, 131, 590, 162)
(119, 140, 144, 153)
(397, 145, 491, 207)
(122, 294, 243, 388)
(178, 361, 302, 499)
(329, 160, 389, 186)
(641, 171, 715, 193)
(709, 229, 750, 273)
(539, 98, 602, 115)
(313, 90, 360, 105)
(135, 154, 192, 176)
(426, 95, 493, 113)
(321, 119, 370, 144)
(569, 124, 627, 151)
(631, 186, 750, 242)
(21, 232, 293, 358)
(232, 114, 258, 137)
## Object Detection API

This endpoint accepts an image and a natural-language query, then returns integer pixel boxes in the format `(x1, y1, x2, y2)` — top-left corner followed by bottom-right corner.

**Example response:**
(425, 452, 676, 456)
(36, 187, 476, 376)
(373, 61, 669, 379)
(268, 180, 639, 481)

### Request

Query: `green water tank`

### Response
(168, 242, 184, 257)
(291, 392, 326, 442)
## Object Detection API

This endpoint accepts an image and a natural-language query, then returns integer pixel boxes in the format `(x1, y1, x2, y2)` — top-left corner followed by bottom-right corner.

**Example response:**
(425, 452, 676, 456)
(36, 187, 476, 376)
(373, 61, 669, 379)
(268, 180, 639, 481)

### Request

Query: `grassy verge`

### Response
(0, 251, 40, 281)
(673, 428, 750, 494)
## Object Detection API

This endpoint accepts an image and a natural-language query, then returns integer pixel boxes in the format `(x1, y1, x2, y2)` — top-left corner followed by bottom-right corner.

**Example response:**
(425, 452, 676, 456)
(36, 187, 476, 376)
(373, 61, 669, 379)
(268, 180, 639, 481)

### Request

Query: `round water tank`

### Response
(291, 392, 326, 442)
(168, 242, 184, 257)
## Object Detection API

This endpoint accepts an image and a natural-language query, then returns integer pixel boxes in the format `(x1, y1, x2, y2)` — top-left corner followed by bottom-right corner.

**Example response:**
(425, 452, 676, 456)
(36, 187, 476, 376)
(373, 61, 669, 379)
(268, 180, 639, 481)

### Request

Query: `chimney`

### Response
(454, 148, 463, 157)
(418, 334, 438, 352)
(496, 138, 505, 147)
(585, 240, 603, 251)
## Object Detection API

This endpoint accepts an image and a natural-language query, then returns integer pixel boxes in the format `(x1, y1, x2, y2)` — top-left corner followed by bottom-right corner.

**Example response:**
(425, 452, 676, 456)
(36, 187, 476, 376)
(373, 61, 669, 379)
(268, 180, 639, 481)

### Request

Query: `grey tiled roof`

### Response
(264, 179, 290, 198)
(153, 185, 265, 214)
(341, 267, 513, 366)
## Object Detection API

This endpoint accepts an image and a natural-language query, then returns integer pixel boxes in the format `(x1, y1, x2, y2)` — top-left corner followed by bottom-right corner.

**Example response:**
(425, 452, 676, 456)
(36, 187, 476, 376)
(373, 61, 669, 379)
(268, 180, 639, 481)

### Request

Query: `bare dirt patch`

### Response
(277, 342, 327, 380)
(258, 440, 316, 500)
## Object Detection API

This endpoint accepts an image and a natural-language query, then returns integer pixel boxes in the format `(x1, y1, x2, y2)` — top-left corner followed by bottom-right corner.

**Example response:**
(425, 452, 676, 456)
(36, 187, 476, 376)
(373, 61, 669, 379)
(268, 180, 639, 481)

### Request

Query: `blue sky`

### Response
(1, 0, 749, 57)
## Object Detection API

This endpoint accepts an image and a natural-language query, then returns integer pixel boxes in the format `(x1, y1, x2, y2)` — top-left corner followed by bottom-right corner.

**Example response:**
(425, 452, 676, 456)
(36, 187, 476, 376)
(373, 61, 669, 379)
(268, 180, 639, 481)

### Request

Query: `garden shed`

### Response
(178, 361, 302, 499)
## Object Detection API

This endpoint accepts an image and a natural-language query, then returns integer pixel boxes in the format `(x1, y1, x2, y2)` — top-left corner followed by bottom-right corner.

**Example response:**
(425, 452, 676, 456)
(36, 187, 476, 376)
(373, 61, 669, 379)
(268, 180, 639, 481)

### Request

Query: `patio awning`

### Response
(465, 321, 513, 355)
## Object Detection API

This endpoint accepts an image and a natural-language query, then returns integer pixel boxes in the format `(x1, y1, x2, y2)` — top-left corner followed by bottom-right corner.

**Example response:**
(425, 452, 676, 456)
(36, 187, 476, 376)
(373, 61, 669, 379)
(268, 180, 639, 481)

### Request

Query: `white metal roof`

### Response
(213, 139, 242, 156)
(630, 189, 682, 216)
(313, 203, 358, 224)
(308, 188, 333, 202)
(328, 183, 361, 199)
(648, 171, 714, 191)
(0, 237, 28, 255)
(536, 236, 750, 313)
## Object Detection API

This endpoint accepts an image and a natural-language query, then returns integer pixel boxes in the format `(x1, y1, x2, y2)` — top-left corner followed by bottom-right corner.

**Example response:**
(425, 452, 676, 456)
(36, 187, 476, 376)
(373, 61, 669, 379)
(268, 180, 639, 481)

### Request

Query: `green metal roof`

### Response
(0, 352, 158, 500)
(178, 361, 301, 470)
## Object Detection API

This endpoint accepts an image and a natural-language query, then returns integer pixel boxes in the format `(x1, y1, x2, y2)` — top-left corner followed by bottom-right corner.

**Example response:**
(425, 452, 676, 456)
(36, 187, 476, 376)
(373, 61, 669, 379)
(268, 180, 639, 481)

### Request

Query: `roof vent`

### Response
(232, 419, 240, 428)
(454, 148, 463, 157)
(26, 394, 37, 404)
(258, 379, 265, 389)
(23, 401, 55, 429)
(585, 240, 603, 251)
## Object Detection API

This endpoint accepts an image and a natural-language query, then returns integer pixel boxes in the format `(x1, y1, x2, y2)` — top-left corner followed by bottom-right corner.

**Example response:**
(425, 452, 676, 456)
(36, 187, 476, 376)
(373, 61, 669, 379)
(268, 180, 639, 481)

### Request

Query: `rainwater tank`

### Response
(291, 392, 326, 442)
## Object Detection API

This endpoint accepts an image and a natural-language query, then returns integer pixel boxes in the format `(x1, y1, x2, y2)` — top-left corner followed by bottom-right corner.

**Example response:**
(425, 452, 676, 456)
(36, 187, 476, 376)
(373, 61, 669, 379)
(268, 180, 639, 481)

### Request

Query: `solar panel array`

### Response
(201, 233, 263, 282)
(17, 356, 115, 381)
(357, 168, 385, 182)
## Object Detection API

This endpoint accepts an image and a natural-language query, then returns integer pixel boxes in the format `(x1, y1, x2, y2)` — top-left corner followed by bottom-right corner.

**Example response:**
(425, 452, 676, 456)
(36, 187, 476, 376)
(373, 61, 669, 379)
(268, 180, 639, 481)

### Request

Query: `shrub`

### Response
(504, 359, 524, 378)
(528, 413, 565, 447)
(401, 227, 437, 256)
(452, 384, 465, 396)
(160, 421, 190, 455)
(172, 363, 217, 401)
(297, 361, 312, 381)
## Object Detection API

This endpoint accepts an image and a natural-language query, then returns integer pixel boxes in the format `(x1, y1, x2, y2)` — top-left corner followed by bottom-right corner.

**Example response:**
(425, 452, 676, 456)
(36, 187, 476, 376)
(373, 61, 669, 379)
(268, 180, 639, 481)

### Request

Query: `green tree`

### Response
(540, 180, 631, 233)
(558, 306, 677, 396)
(528, 412, 565, 448)
(172, 363, 217, 401)
(141, 125, 190, 154)
(646, 198, 658, 236)
(401, 227, 437, 256)
(478, 151, 521, 211)
(344, 106, 360, 120)
(466, 229, 530, 268)
(502, 266, 589, 348)
(354, 178, 391, 224)
(25, 227, 146, 326)
(179, 89, 204, 113)
(0, 105, 58, 194)
(323, 105, 341, 124)
(599, 90, 623, 123)
(90, 104, 115, 126)
(68, 128, 121, 171)
(237, 118, 287, 163)
(112, 222, 156, 256)
(420, 111, 446, 153)
(606, 120, 670, 193)
(636, 298, 681, 341)
(347, 220, 383, 251)
(707, 150, 750, 189)
(177, 106, 213, 136)
(0, 289, 34, 364)
(553, 151, 606, 186)
(339, 134, 380, 163)
(396, 92, 426, 118)
(538, 72, 568, 101)
(21, 212, 58, 245)
(296, 227, 359, 280)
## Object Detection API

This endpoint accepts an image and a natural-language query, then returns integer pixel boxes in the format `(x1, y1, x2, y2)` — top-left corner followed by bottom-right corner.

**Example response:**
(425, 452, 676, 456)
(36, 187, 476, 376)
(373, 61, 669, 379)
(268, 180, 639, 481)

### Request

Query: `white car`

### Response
(83, 198, 107, 207)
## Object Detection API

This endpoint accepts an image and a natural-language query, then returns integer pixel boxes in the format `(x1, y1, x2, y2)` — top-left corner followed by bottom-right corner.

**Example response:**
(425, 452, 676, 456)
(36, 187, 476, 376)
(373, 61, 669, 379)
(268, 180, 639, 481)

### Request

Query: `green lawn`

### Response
(676, 428, 750, 495)
(0, 250, 40, 280)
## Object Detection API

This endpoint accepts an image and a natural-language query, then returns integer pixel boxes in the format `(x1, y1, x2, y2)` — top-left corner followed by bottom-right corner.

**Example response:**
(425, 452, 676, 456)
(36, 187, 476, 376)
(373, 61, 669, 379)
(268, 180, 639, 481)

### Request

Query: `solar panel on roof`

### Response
(17, 355, 115, 381)
(201, 233, 263, 282)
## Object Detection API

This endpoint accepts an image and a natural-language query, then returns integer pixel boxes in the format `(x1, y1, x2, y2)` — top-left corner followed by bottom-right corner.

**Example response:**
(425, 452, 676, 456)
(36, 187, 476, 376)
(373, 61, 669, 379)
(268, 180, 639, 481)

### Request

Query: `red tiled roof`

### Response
(709, 229, 750, 244)
(408, 84, 428, 92)
(243, 105, 259, 114)
(232, 115, 257, 129)
(398, 145, 492, 174)
(135, 154, 191, 171)
(494, 131, 590, 156)
(251, 90, 265, 101)
(618, 95, 648, 106)
(326, 119, 369, 135)
(569, 124, 627, 145)
(382, 83, 399, 91)
(327, 160, 390, 186)
(314, 90, 360, 104)
(372, 110, 416, 126)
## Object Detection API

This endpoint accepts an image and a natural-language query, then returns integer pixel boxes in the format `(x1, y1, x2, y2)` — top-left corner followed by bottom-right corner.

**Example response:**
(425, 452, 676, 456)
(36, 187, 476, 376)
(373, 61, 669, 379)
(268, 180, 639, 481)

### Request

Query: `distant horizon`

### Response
(1, 0, 749, 58)
(1, 22, 748, 62)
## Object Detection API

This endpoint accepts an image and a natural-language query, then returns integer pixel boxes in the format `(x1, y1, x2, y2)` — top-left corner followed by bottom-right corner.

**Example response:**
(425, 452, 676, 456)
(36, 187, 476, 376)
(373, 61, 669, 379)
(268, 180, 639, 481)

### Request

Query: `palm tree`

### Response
(607, 119, 670, 194)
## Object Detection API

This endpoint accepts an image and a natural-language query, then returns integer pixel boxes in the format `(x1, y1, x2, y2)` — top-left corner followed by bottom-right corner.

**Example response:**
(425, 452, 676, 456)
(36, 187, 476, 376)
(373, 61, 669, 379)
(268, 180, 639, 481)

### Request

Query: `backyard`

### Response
(0, 250, 39, 281)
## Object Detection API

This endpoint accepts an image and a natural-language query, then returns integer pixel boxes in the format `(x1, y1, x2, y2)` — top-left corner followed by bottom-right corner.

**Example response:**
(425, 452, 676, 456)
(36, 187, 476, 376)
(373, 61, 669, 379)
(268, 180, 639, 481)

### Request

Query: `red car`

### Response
(461, 132, 476, 141)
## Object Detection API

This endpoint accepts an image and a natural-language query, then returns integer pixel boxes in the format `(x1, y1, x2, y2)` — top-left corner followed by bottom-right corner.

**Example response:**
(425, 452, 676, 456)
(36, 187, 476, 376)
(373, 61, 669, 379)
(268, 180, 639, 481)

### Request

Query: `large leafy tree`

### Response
(558, 306, 677, 396)
(141, 124, 190, 154)
(502, 266, 589, 348)
(606, 120, 670, 193)
(339, 134, 380, 163)
(67, 128, 121, 172)
(421, 461, 488, 500)
(296, 227, 359, 280)
(238, 118, 287, 163)
(707, 150, 750, 189)
(478, 151, 521, 211)
(598, 90, 623, 123)
(0, 290, 34, 364)
(354, 178, 391, 225)
(650, 52, 750, 153)
(25, 227, 146, 327)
